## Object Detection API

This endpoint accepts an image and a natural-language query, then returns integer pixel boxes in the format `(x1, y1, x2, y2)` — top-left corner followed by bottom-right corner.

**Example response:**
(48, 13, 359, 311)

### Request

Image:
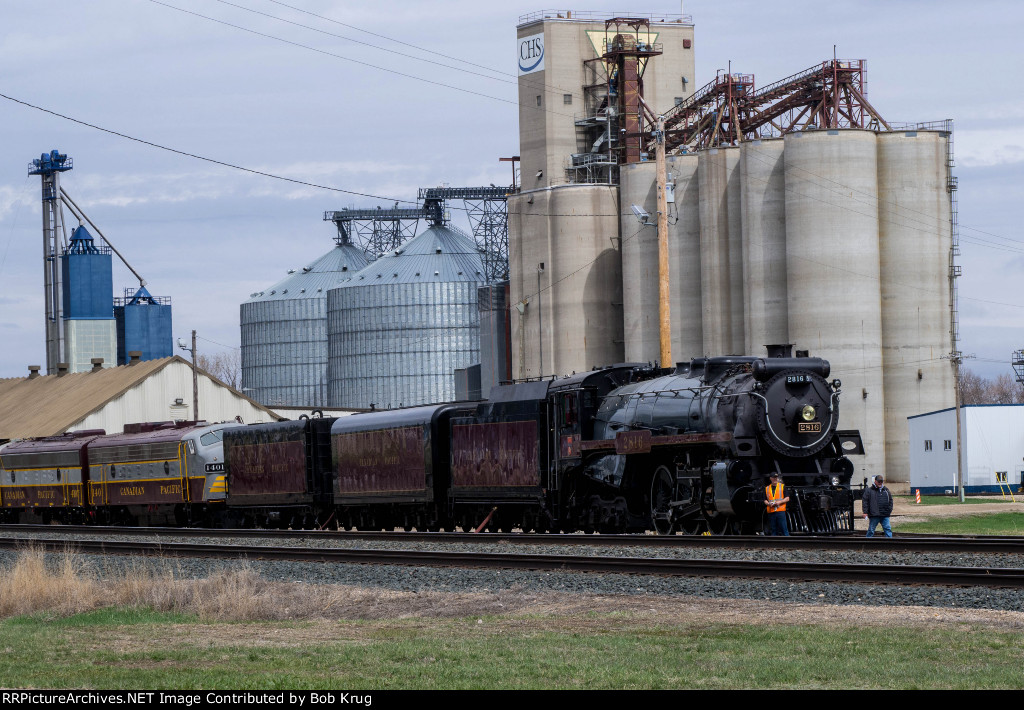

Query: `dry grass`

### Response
(4, 545, 1024, 636)
(0, 545, 532, 623)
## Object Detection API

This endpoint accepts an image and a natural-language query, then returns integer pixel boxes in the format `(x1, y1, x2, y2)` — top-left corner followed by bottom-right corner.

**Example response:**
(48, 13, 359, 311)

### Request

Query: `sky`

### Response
(0, 0, 1021, 383)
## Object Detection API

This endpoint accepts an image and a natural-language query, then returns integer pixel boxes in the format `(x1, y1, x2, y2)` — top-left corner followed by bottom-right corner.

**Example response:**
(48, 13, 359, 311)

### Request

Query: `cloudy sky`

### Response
(1, 0, 1021, 382)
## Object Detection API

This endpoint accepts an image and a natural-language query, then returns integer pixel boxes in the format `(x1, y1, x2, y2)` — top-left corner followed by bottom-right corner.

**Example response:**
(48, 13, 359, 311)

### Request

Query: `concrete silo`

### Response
(784, 128, 885, 480)
(508, 184, 622, 379)
(619, 161, 660, 363)
(877, 130, 956, 483)
(327, 224, 485, 409)
(666, 153, 702, 362)
(240, 243, 369, 407)
(740, 138, 788, 353)
(618, 155, 702, 366)
(697, 147, 741, 355)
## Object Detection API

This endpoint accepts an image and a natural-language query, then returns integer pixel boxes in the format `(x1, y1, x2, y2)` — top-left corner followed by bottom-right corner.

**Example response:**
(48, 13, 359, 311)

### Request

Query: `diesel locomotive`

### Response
(0, 350, 863, 534)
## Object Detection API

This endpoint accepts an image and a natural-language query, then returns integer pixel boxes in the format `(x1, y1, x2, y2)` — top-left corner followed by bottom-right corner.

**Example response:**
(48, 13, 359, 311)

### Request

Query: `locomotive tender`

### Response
(0, 350, 863, 534)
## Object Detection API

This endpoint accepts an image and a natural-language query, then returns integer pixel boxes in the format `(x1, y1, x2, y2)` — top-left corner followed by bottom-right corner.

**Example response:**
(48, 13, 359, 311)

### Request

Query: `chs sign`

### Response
(518, 32, 545, 75)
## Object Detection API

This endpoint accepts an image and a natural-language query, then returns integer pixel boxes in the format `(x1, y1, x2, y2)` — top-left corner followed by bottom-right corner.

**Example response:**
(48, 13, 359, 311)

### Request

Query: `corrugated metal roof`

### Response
(246, 243, 369, 302)
(334, 224, 485, 288)
(0, 356, 280, 440)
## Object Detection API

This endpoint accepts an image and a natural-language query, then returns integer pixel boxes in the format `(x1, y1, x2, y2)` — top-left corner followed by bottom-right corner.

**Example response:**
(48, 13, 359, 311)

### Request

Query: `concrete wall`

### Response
(509, 184, 623, 378)
(619, 161, 659, 362)
(667, 154, 702, 362)
(878, 130, 956, 484)
(740, 138, 788, 354)
(516, 16, 695, 189)
(784, 129, 885, 483)
(697, 147, 740, 354)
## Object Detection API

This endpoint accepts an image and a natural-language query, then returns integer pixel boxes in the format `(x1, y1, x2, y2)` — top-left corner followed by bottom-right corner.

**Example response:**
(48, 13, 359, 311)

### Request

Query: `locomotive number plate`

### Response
(615, 430, 652, 454)
(205, 463, 225, 473)
(798, 422, 822, 433)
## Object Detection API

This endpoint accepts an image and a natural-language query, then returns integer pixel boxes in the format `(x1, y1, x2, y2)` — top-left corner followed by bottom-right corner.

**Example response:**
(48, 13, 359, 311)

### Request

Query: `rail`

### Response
(4, 536, 1022, 588)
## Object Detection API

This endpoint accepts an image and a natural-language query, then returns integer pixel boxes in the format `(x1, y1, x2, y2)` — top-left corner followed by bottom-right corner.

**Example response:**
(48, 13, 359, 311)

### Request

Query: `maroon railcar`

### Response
(222, 418, 335, 528)
(330, 404, 471, 530)
(0, 430, 104, 523)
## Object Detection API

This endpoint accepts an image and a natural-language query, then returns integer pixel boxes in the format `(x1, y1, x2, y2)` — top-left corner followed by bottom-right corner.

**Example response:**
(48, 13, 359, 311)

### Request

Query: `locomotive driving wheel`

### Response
(649, 465, 675, 535)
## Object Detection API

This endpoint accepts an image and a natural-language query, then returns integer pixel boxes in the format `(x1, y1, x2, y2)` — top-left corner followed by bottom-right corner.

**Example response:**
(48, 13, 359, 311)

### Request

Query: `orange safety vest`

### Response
(766, 482, 786, 513)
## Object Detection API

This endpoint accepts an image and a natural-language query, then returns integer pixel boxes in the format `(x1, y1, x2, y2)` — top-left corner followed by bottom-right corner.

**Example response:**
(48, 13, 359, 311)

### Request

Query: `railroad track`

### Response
(1, 535, 1022, 589)
(3, 524, 1024, 554)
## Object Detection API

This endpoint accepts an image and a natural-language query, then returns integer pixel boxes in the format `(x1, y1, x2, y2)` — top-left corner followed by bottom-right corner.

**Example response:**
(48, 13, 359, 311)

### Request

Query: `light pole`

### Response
(178, 330, 199, 422)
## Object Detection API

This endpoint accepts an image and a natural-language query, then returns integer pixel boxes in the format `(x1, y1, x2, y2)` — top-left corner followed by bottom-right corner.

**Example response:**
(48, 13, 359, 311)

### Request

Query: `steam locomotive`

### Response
(0, 350, 863, 534)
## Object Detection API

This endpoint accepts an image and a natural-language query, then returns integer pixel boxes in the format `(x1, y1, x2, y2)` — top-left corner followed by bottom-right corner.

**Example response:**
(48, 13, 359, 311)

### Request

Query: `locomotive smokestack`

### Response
(765, 344, 793, 358)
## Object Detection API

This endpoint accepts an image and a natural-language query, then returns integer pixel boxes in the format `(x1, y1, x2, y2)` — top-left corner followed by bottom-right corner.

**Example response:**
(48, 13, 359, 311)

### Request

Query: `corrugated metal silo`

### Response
(240, 243, 369, 407)
(666, 154, 702, 362)
(114, 286, 172, 364)
(327, 224, 485, 409)
(784, 129, 885, 479)
(61, 225, 116, 373)
(619, 161, 659, 362)
(740, 138, 788, 353)
(697, 147, 740, 354)
(878, 129, 955, 484)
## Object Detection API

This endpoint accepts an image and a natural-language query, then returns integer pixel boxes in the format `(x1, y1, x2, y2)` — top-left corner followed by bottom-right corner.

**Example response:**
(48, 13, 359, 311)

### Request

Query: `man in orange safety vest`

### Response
(764, 472, 790, 536)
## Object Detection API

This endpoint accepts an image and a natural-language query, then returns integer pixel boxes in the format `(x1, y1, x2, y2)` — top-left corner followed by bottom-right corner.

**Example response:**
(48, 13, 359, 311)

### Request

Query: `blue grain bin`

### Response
(61, 225, 113, 319)
(114, 286, 173, 364)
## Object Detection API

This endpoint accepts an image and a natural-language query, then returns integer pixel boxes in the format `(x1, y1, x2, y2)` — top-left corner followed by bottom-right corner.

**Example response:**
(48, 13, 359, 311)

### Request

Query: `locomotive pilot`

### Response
(764, 472, 790, 536)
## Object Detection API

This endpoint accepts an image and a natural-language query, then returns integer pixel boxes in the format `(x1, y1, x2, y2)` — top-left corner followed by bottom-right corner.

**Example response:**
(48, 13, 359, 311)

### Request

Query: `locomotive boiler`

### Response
(560, 353, 863, 534)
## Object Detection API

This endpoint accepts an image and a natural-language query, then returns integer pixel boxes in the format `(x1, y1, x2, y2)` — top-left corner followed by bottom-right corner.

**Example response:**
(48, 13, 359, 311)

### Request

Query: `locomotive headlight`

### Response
(831, 475, 840, 486)
(801, 405, 816, 421)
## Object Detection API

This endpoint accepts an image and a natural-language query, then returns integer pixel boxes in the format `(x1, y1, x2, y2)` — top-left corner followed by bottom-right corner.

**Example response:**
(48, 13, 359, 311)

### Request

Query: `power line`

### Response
(145, 0, 586, 124)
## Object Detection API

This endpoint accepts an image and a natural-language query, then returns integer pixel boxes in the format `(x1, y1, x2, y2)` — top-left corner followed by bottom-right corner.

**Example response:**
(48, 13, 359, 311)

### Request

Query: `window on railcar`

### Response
(200, 430, 224, 446)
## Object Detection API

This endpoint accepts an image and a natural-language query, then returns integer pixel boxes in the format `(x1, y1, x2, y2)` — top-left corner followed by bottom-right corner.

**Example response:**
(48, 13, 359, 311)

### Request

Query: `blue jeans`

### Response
(767, 511, 789, 536)
(866, 516, 892, 537)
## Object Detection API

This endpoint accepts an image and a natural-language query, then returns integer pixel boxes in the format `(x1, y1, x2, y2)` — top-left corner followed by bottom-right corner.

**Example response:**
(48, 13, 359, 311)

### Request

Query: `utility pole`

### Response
(178, 331, 199, 422)
(654, 115, 672, 367)
(952, 351, 964, 503)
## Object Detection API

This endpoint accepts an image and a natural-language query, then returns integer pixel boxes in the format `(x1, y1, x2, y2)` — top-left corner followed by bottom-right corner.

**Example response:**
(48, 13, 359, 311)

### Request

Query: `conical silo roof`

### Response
(341, 224, 485, 286)
(245, 243, 369, 302)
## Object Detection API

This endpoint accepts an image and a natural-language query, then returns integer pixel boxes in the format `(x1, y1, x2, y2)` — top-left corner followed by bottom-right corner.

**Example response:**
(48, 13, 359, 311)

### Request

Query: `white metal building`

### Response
(908, 405, 1024, 494)
(0, 355, 280, 440)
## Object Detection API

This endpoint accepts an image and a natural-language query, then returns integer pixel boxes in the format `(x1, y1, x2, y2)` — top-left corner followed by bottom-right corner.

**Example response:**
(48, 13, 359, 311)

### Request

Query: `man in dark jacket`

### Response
(862, 474, 894, 538)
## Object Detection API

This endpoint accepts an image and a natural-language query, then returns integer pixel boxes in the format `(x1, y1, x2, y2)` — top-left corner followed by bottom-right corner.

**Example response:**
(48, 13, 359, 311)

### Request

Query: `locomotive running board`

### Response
(580, 431, 732, 455)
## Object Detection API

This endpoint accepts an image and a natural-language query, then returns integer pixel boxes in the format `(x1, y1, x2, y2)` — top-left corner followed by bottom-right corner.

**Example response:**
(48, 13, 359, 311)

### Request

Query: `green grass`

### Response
(896, 495, 1017, 506)
(897, 512, 1024, 535)
(1, 609, 1024, 689)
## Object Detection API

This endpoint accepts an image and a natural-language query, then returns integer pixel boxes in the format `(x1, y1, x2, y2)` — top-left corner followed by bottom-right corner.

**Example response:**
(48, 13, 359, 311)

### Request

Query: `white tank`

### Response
(784, 129, 885, 481)
(619, 161, 660, 363)
(697, 147, 741, 355)
(877, 130, 955, 485)
(508, 185, 623, 379)
(740, 138, 788, 353)
(667, 154, 702, 362)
